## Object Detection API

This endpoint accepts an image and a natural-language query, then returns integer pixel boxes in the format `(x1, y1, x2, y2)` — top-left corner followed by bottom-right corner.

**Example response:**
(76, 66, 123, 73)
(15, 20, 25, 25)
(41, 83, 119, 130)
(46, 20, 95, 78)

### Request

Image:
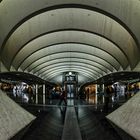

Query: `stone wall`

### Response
(0, 90, 36, 140)
(107, 92, 140, 140)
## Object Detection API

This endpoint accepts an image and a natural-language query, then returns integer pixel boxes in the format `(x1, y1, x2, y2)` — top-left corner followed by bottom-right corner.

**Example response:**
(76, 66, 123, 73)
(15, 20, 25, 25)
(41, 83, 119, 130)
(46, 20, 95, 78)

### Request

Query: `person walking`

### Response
(59, 88, 67, 106)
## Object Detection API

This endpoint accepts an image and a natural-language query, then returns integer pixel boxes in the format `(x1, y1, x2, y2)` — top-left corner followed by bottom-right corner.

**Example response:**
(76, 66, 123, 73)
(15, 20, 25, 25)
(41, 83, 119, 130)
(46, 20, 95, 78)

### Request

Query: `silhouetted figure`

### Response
(104, 86, 111, 113)
(59, 88, 67, 106)
(114, 84, 117, 98)
(133, 84, 138, 95)
(124, 85, 128, 100)
(86, 88, 90, 100)
(28, 86, 33, 103)
(97, 87, 103, 104)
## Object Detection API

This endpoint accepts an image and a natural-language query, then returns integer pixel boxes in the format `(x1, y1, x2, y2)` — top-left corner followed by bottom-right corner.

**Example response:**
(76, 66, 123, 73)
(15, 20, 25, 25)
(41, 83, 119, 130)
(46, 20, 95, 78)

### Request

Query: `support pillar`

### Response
(103, 84, 105, 103)
(95, 84, 98, 104)
(43, 84, 45, 105)
(35, 84, 38, 104)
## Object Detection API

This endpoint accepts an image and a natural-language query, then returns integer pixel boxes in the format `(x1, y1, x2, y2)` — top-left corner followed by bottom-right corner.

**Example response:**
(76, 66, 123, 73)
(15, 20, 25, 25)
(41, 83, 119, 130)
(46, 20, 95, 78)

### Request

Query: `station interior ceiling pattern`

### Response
(0, 0, 140, 85)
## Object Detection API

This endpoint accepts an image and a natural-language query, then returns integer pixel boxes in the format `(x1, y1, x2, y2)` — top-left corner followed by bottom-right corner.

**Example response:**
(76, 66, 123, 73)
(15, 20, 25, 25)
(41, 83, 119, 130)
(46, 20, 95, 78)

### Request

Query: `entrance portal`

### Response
(67, 84, 75, 98)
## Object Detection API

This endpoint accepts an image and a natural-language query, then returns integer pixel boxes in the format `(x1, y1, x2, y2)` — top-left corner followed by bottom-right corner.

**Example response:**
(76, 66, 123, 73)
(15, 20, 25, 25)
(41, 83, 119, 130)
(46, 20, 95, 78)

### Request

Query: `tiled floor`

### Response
(6, 89, 135, 140)
(20, 107, 64, 140)
(12, 98, 126, 140)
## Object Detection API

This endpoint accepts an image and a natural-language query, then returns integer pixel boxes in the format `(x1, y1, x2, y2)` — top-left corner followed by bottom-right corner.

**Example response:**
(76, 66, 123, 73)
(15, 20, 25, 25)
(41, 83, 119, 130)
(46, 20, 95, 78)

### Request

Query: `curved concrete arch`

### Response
(11, 31, 128, 70)
(40, 65, 100, 79)
(23, 52, 116, 73)
(29, 58, 111, 75)
(2, 8, 138, 70)
(18, 44, 121, 71)
(33, 62, 104, 77)
(0, 1, 140, 86)
(40, 67, 95, 78)
(1, 0, 139, 51)
(15, 41, 121, 73)
(28, 58, 112, 73)
(12, 35, 125, 70)
(25, 54, 114, 72)
(43, 71, 94, 83)
(41, 67, 98, 81)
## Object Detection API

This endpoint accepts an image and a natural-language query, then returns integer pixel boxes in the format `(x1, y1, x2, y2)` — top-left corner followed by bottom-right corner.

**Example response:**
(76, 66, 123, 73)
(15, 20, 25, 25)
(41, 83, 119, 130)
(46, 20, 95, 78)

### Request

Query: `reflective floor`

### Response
(7, 91, 135, 140)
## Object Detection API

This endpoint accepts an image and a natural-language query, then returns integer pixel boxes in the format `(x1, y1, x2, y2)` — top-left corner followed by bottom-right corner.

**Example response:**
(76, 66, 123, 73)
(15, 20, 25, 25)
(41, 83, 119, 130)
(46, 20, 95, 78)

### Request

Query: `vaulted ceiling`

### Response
(0, 0, 140, 85)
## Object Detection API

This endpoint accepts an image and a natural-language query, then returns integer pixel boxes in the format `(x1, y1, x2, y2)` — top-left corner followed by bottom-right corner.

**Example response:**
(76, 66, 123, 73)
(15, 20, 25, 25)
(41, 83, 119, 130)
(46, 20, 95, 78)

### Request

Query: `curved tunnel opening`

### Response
(1, 1, 140, 140)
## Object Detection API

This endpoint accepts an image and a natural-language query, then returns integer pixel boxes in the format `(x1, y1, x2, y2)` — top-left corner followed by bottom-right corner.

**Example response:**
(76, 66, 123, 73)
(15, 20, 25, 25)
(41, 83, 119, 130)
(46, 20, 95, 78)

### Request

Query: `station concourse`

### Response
(0, 0, 140, 140)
